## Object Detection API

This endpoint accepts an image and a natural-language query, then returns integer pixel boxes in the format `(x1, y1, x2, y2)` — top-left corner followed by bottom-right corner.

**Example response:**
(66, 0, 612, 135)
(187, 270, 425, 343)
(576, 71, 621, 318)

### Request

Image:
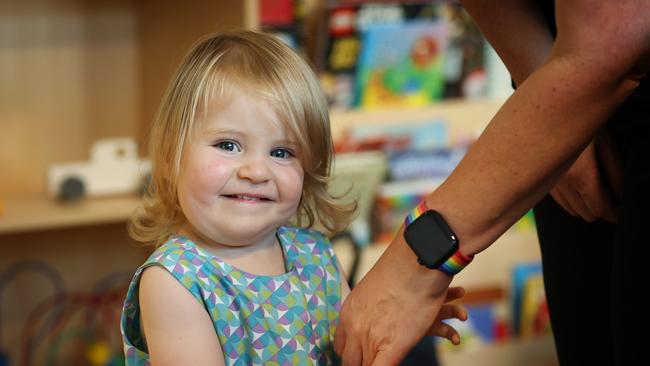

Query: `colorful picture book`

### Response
(355, 20, 449, 108)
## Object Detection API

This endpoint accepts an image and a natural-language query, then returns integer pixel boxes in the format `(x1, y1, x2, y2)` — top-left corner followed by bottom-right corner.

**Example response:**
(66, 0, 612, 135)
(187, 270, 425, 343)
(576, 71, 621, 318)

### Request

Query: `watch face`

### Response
(404, 210, 458, 269)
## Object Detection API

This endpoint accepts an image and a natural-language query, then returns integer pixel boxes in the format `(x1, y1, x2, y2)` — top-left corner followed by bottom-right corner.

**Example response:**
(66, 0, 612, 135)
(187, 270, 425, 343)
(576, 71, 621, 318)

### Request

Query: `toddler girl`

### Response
(120, 30, 466, 365)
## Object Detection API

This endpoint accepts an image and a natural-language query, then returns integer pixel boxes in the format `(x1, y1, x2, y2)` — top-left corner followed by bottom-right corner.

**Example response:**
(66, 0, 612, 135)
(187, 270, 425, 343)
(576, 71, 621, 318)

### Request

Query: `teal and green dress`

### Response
(120, 226, 343, 365)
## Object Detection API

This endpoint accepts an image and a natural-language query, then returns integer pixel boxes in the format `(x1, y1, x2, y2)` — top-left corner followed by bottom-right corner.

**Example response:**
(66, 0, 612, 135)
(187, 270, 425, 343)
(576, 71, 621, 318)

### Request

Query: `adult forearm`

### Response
(427, 57, 641, 256)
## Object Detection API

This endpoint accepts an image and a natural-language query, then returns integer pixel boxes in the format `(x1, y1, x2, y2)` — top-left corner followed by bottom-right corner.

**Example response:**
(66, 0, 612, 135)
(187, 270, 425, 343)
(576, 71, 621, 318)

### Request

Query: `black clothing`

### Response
(532, 1, 649, 364)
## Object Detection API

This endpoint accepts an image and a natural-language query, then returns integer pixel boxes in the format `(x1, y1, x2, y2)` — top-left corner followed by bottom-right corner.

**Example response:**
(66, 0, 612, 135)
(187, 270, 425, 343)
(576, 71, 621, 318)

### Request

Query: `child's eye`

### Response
(214, 141, 241, 152)
(270, 148, 294, 159)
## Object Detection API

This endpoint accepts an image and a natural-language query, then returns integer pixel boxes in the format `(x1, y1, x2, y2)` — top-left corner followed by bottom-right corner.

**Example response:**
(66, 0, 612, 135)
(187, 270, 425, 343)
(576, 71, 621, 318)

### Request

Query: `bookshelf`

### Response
(0, 195, 141, 235)
(0, 0, 257, 198)
(0, 1, 257, 363)
(1, 97, 502, 236)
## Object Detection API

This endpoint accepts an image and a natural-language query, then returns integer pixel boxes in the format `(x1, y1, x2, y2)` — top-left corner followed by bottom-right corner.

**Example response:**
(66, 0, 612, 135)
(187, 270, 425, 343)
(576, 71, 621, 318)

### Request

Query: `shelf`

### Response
(329, 98, 504, 143)
(0, 195, 141, 235)
(1, 0, 257, 198)
(1, 99, 505, 236)
(439, 336, 558, 366)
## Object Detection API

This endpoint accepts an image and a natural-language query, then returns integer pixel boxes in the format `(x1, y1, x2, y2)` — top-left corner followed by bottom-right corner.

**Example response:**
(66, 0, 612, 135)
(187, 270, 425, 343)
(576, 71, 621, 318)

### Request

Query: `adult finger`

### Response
(596, 131, 624, 205)
(561, 184, 597, 222)
(333, 320, 346, 357)
(437, 303, 468, 322)
(341, 338, 362, 366)
(550, 187, 578, 217)
(445, 286, 466, 302)
(578, 175, 618, 223)
(427, 321, 461, 345)
(335, 302, 363, 366)
(337, 321, 362, 366)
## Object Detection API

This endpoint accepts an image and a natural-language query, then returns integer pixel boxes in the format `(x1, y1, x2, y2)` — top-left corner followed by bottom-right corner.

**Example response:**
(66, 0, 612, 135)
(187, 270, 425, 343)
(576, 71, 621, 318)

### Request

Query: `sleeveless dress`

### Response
(121, 226, 343, 365)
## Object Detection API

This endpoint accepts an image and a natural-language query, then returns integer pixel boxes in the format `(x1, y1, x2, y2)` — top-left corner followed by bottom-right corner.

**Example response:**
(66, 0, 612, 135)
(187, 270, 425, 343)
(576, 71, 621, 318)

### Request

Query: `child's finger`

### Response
(436, 303, 467, 322)
(445, 286, 466, 302)
(427, 321, 461, 345)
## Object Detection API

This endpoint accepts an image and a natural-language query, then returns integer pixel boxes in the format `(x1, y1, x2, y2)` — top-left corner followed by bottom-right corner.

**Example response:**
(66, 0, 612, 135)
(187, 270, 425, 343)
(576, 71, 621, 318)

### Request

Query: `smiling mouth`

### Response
(223, 194, 271, 202)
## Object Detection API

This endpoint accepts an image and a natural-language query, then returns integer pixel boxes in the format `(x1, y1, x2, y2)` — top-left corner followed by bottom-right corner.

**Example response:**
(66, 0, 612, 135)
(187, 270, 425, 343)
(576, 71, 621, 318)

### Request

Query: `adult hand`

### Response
(549, 140, 621, 223)
(334, 232, 453, 366)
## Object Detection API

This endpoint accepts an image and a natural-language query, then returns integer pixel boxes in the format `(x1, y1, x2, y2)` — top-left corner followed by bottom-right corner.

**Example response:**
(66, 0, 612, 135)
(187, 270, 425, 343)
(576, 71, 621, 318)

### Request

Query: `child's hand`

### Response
(426, 286, 468, 345)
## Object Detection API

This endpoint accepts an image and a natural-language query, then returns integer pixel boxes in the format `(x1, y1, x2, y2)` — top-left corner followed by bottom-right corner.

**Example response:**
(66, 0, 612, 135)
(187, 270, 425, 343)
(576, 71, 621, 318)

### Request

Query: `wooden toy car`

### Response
(47, 138, 151, 201)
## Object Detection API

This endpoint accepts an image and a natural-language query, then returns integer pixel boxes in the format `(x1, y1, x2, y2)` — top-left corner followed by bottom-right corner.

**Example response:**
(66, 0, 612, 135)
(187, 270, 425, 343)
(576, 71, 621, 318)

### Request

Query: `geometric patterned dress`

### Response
(121, 226, 343, 365)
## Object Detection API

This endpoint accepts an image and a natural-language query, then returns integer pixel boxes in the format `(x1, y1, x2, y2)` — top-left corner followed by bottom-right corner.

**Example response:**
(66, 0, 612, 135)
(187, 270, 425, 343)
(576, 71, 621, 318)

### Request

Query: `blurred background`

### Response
(0, 0, 557, 365)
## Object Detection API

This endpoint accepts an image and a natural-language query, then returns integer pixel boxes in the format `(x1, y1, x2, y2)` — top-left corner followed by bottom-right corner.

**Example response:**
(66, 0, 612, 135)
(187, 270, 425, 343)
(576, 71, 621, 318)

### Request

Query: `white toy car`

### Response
(47, 138, 151, 201)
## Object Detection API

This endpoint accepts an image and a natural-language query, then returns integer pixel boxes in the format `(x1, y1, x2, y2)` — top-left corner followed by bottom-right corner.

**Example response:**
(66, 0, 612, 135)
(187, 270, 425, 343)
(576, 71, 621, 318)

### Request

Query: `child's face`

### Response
(177, 87, 304, 248)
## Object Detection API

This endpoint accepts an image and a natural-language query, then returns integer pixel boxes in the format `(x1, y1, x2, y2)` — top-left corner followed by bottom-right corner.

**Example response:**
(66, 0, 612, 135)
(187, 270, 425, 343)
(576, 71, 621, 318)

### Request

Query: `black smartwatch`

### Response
(403, 201, 473, 275)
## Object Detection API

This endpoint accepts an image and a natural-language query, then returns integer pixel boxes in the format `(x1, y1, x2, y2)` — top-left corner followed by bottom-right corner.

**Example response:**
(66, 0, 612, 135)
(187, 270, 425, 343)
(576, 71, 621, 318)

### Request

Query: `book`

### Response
(372, 177, 444, 244)
(511, 262, 551, 337)
(355, 20, 449, 108)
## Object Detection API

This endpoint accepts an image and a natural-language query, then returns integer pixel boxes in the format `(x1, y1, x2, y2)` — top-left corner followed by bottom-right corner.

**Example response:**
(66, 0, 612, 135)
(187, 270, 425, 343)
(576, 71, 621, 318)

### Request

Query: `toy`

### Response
(47, 138, 151, 201)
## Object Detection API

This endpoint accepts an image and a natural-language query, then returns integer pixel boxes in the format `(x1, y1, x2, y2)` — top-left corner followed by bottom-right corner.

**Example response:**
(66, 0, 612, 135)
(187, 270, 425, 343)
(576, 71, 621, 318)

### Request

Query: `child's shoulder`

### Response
(278, 226, 336, 257)
(144, 235, 208, 268)
(278, 225, 330, 244)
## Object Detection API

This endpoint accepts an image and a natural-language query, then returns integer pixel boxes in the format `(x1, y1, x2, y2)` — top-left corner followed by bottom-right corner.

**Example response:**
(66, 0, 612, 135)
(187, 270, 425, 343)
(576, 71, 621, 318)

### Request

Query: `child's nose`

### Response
(237, 156, 271, 183)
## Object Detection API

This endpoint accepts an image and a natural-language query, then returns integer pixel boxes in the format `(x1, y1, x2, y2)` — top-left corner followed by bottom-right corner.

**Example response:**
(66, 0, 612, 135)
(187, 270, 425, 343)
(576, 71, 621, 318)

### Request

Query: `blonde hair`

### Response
(129, 30, 356, 246)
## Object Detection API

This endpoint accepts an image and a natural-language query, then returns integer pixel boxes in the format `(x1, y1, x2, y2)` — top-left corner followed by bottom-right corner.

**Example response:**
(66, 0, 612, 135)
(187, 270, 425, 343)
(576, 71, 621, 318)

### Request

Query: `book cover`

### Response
(355, 20, 449, 108)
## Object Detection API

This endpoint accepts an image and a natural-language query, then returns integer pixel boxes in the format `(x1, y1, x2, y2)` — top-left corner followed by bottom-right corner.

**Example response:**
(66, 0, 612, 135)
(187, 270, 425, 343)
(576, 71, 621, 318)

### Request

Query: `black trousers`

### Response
(534, 195, 616, 365)
(534, 80, 649, 365)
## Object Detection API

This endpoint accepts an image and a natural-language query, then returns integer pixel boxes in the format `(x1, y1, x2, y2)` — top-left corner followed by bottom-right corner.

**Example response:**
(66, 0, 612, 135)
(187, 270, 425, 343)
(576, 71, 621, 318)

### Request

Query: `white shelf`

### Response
(0, 194, 141, 235)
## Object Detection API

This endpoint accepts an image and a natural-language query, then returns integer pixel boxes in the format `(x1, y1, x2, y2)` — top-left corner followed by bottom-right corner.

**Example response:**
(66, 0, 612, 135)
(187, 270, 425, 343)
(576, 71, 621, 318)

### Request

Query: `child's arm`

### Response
(139, 266, 225, 366)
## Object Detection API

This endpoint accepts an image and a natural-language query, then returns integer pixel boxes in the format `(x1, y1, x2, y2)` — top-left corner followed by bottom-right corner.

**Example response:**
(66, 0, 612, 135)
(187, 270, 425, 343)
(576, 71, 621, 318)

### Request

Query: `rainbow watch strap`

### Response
(437, 249, 474, 276)
(405, 201, 474, 276)
(405, 201, 430, 226)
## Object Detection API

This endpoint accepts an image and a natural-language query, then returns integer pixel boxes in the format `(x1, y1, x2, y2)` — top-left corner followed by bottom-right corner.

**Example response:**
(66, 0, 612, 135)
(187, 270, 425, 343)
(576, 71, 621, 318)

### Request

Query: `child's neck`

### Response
(178, 228, 288, 276)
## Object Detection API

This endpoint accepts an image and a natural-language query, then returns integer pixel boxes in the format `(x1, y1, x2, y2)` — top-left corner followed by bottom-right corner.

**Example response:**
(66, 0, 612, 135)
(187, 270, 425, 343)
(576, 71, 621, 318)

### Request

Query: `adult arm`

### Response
(464, 0, 621, 223)
(442, 0, 648, 250)
(334, 1, 650, 364)
(139, 266, 225, 366)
